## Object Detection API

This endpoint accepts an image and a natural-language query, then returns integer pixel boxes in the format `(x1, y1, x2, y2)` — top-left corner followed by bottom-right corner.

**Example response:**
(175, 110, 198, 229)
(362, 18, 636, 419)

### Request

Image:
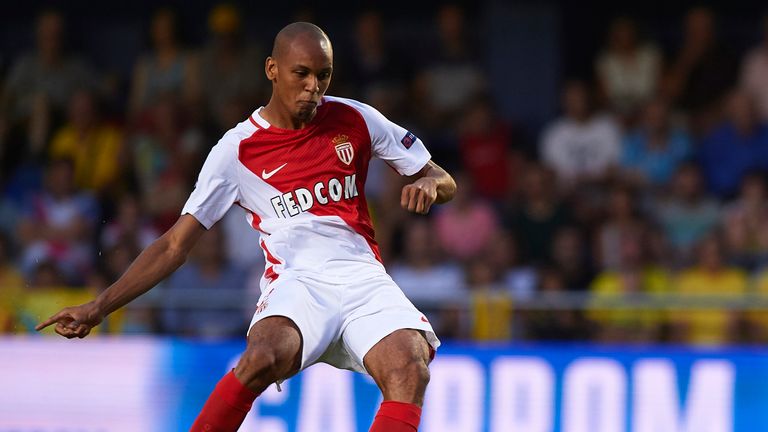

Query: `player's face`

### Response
(268, 37, 333, 123)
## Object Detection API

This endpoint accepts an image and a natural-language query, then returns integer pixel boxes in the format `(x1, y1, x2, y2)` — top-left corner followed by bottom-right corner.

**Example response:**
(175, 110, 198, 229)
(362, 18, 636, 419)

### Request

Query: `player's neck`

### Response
(260, 102, 313, 130)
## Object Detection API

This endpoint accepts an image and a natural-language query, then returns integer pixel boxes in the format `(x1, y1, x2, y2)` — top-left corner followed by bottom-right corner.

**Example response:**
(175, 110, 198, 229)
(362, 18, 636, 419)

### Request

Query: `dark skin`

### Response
(37, 22, 456, 407)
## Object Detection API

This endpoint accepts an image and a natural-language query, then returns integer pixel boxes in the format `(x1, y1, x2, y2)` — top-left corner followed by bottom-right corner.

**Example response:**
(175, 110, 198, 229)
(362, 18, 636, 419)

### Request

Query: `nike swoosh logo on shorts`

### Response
(262, 163, 288, 179)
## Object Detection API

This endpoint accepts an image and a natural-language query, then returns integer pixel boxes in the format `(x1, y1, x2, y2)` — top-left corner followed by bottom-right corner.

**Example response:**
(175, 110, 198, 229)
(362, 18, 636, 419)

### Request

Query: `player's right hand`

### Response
(35, 301, 104, 339)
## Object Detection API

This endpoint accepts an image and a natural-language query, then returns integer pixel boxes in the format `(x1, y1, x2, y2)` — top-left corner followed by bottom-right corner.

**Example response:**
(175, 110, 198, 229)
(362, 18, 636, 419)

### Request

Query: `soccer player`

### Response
(36, 22, 456, 432)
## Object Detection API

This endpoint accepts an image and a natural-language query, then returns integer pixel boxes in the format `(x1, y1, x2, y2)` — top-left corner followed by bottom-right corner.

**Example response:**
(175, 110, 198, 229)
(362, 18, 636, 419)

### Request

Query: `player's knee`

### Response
(235, 344, 282, 384)
(381, 358, 430, 391)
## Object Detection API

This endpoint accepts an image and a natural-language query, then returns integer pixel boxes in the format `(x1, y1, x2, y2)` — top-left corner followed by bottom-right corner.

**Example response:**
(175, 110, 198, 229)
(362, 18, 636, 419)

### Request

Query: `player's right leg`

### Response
(189, 316, 302, 432)
(234, 316, 303, 391)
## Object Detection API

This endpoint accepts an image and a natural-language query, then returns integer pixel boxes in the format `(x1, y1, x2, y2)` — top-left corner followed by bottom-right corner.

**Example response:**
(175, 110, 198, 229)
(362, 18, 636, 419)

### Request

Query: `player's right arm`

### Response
(36, 214, 206, 338)
(38, 121, 245, 338)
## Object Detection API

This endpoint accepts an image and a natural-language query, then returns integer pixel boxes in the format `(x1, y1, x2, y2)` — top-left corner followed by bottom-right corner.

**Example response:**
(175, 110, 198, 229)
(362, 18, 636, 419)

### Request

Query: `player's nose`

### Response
(305, 75, 320, 93)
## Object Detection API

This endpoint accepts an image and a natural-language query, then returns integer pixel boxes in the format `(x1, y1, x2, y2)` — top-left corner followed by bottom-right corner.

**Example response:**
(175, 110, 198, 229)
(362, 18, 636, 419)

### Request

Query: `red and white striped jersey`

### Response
(181, 96, 431, 284)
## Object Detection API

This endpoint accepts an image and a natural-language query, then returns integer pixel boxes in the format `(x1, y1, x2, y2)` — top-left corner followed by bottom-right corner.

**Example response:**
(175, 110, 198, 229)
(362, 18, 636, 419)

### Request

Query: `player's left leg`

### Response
(364, 329, 432, 432)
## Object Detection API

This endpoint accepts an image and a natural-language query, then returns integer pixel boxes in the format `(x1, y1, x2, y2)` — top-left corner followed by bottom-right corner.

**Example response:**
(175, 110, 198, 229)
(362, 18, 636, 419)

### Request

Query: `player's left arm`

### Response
(401, 160, 456, 214)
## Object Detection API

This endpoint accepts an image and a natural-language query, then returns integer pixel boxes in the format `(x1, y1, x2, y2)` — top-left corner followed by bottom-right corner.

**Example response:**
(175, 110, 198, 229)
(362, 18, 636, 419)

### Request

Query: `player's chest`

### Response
(238, 125, 370, 186)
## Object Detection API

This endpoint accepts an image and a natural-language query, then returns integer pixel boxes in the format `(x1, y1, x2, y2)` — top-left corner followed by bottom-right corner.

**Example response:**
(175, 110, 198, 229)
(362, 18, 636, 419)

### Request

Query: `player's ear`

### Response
(265, 57, 277, 81)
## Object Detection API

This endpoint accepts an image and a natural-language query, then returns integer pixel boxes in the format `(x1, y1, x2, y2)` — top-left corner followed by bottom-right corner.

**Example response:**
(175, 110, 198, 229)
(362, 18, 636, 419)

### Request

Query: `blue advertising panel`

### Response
(1, 338, 767, 432)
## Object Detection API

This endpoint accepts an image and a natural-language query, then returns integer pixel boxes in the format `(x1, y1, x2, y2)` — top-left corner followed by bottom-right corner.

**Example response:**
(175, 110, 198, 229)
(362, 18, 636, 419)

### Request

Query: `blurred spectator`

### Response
(14, 260, 124, 335)
(551, 225, 594, 290)
(93, 241, 147, 333)
(186, 3, 263, 130)
(0, 194, 19, 241)
(653, 162, 720, 264)
(368, 167, 413, 262)
(434, 174, 499, 262)
(672, 235, 748, 345)
(128, 96, 203, 231)
(524, 267, 589, 341)
(594, 184, 643, 270)
(221, 207, 267, 270)
(161, 227, 249, 338)
(619, 98, 692, 188)
(465, 253, 502, 292)
(15, 261, 65, 333)
(749, 267, 768, 342)
(698, 90, 768, 198)
(540, 80, 621, 187)
(389, 218, 466, 340)
(48, 89, 124, 194)
(595, 17, 661, 119)
(3, 2, 768, 344)
(485, 230, 538, 299)
(27, 260, 65, 288)
(467, 258, 512, 341)
(0, 10, 96, 174)
(508, 163, 571, 265)
(0, 233, 24, 332)
(721, 172, 768, 270)
(220, 206, 267, 295)
(389, 218, 465, 305)
(0, 10, 94, 127)
(457, 96, 522, 202)
(412, 4, 486, 129)
(664, 7, 737, 134)
(100, 194, 159, 252)
(128, 8, 192, 117)
(740, 14, 768, 122)
(102, 239, 140, 282)
(341, 10, 408, 104)
(589, 228, 670, 343)
(17, 159, 99, 283)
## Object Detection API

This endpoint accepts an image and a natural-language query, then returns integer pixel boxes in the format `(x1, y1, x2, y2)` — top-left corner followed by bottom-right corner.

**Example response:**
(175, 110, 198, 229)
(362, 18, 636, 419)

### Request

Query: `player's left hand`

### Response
(35, 301, 104, 339)
(401, 177, 438, 214)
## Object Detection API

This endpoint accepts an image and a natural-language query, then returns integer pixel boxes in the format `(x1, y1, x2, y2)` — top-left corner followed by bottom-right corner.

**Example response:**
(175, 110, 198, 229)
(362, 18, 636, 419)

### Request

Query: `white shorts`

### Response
(248, 272, 440, 374)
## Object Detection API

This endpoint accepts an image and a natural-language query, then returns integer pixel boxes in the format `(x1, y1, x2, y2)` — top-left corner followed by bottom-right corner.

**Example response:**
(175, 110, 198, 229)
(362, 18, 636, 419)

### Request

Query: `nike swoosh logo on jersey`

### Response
(261, 163, 288, 179)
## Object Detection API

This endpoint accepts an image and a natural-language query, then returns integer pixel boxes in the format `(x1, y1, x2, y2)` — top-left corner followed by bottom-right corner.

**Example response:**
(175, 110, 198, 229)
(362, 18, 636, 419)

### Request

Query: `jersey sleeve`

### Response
(342, 98, 431, 176)
(181, 138, 240, 229)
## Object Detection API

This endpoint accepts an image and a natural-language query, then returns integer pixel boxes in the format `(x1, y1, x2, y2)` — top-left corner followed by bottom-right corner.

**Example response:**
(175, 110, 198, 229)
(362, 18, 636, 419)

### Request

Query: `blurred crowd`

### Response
(2, 4, 768, 346)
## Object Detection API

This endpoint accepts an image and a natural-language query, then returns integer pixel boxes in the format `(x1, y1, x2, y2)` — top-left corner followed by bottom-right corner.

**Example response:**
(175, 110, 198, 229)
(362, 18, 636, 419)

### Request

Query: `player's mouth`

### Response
(298, 100, 317, 107)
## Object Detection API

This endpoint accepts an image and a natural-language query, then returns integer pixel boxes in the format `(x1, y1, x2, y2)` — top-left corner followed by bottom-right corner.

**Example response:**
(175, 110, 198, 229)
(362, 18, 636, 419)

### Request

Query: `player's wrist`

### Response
(91, 298, 110, 318)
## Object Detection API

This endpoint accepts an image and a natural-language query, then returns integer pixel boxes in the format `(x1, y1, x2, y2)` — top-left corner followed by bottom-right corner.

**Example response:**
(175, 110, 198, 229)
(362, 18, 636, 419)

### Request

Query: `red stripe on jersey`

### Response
(247, 210, 262, 231)
(249, 115, 258, 127)
(260, 239, 281, 265)
(259, 239, 281, 282)
(264, 265, 279, 282)
(235, 201, 263, 231)
(239, 101, 382, 262)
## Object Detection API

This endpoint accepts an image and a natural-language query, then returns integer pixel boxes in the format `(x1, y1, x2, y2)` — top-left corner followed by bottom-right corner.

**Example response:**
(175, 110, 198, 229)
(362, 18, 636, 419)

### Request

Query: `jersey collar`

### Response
(250, 98, 328, 131)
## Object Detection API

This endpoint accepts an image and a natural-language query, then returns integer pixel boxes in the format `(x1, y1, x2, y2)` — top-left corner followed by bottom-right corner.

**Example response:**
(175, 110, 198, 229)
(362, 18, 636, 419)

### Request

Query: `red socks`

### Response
(369, 401, 422, 431)
(190, 370, 258, 432)
(189, 373, 422, 432)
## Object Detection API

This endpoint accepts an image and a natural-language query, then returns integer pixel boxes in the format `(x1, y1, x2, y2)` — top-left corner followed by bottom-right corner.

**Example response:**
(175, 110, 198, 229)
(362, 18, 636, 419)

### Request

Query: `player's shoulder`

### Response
(203, 113, 261, 163)
(323, 95, 366, 107)
(324, 95, 383, 115)
(218, 113, 261, 148)
(322, 95, 389, 125)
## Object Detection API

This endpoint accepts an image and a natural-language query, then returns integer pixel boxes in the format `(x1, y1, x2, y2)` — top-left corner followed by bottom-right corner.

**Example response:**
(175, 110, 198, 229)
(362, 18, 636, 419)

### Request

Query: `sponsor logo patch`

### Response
(401, 131, 417, 149)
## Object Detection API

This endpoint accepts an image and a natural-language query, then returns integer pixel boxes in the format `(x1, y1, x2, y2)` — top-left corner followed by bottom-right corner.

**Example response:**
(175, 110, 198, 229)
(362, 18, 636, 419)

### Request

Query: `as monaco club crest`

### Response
(333, 134, 354, 165)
